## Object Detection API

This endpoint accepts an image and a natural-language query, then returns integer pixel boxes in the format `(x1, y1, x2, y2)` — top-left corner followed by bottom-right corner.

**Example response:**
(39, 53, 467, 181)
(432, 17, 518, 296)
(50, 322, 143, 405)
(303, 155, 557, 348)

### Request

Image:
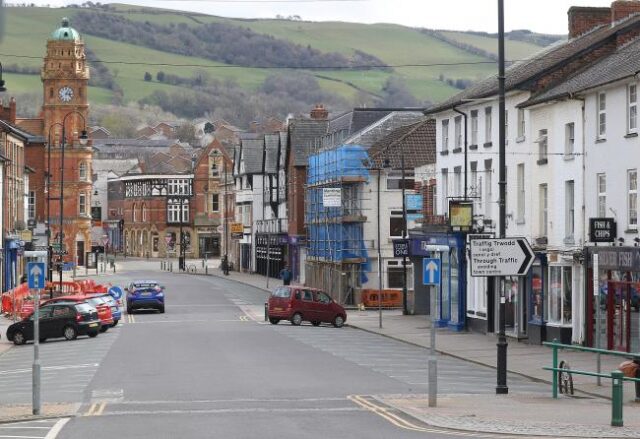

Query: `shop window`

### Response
(548, 266, 572, 325)
(386, 260, 410, 289)
(531, 265, 545, 322)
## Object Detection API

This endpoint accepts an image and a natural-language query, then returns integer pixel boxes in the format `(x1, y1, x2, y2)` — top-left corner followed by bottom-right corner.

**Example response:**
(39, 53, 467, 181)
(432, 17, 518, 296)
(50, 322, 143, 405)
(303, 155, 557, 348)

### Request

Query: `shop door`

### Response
(607, 280, 632, 352)
(77, 241, 85, 266)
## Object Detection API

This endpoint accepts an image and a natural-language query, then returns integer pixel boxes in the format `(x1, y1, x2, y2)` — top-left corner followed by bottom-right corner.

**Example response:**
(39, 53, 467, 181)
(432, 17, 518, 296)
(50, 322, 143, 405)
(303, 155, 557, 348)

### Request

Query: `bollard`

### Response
(205, 264, 208, 275)
(611, 370, 624, 427)
(264, 302, 268, 321)
(551, 339, 558, 399)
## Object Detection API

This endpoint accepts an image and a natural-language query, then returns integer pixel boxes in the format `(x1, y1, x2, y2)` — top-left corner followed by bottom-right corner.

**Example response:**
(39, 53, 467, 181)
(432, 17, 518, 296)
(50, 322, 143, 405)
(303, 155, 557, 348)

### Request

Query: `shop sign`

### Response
(590, 247, 640, 271)
(21, 230, 32, 241)
(392, 239, 410, 257)
(449, 200, 473, 230)
(589, 218, 616, 243)
(231, 222, 244, 239)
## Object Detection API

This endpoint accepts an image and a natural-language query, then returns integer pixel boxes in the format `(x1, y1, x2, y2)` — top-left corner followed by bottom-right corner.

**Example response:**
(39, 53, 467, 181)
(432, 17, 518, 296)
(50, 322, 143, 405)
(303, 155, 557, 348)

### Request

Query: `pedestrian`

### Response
(279, 265, 292, 285)
(618, 358, 640, 401)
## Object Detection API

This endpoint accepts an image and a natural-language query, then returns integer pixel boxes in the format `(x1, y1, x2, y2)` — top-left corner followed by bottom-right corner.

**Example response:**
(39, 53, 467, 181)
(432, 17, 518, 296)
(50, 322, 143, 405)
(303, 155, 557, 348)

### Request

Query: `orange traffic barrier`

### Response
(361, 289, 402, 308)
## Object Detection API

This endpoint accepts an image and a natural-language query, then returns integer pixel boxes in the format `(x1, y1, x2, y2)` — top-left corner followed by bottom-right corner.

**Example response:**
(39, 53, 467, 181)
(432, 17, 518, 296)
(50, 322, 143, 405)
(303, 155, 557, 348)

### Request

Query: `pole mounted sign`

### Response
(589, 217, 616, 243)
(392, 239, 410, 257)
(28, 262, 45, 289)
(422, 258, 441, 286)
(469, 237, 535, 277)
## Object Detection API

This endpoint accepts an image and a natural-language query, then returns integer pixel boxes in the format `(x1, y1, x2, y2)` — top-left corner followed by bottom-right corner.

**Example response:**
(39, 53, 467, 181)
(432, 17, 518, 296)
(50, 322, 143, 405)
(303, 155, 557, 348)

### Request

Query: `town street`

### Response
(0, 267, 546, 438)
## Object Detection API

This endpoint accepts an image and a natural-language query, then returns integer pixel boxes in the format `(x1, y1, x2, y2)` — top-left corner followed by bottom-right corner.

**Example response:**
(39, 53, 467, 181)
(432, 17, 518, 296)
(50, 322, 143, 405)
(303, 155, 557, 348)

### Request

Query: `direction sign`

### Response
(108, 286, 124, 300)
(422, 258, 441, 286)
(27, 262, 46, 289)
(469, 237, 535, 277)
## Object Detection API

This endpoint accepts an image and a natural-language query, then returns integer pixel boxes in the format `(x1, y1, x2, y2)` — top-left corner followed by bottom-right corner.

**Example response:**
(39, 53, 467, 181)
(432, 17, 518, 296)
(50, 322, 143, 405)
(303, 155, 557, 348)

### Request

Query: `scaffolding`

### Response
(305, 144, 370, 305)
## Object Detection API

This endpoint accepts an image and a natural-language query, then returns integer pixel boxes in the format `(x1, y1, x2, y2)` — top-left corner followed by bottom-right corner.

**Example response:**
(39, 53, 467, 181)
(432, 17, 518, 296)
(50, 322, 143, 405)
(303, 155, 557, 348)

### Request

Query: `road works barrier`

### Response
(360, 289, 402, 308)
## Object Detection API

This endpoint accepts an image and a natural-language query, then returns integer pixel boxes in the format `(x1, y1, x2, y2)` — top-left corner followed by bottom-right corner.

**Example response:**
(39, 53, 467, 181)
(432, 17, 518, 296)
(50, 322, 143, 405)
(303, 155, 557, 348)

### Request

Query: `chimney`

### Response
(9, 97, 16, 124)
(611, 0, 640, 22)
(568, 6, 611, 38)
(310, 104, 328, 120)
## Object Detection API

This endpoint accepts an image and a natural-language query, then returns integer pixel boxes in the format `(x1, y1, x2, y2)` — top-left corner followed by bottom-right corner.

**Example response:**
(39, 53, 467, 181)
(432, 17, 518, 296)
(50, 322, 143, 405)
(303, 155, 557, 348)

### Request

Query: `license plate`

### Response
(273, 307, 282, 311)
(141, 292, 152, 296)
(89, 323, 98, 327)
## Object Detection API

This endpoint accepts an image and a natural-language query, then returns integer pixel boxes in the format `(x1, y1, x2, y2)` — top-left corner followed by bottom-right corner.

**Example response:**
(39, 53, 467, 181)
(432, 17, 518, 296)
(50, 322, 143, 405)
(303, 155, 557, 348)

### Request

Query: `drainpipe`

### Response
(452, 107, 468, 200)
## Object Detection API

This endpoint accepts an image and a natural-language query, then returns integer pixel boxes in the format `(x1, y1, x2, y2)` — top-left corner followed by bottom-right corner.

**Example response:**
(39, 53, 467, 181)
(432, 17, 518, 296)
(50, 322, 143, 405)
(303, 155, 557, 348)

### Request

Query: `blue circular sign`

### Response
(108, 286, 123, 300)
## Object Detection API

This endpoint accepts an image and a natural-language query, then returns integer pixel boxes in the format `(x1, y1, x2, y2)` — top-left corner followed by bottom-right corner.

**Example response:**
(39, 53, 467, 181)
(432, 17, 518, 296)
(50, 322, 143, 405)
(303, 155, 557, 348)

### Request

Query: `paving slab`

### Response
(0, 403, 78, 423)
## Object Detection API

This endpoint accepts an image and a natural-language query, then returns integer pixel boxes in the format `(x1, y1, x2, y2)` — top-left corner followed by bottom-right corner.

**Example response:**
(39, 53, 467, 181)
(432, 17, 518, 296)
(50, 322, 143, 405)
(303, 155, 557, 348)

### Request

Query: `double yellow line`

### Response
(85, 402, 107, 416)
(348, 395, 428, 432)
(127, 314, 136, 324)
(239, 315, 249, 321)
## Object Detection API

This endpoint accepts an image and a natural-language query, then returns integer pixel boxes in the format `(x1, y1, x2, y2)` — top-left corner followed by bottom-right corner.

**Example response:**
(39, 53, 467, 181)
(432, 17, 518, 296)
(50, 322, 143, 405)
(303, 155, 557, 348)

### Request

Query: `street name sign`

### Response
(28, 262, 45, 289)
(422, 258, 441, 286)
(469, 237, 535, 277)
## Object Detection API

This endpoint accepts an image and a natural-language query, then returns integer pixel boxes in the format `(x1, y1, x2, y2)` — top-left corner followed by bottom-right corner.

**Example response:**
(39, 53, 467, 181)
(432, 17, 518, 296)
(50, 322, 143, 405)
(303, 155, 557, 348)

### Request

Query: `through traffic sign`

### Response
(422, 258, 441, 285)
(469, 237, 535, 277)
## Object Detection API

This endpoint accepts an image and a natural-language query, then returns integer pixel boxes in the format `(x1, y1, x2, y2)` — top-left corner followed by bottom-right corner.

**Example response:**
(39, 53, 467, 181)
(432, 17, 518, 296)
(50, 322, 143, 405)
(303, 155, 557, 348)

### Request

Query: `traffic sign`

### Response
(422, 258, 441, 286)
(108, 286, 123, 300)
(469, 237, 535, 277)
(27, 262, 46, 289)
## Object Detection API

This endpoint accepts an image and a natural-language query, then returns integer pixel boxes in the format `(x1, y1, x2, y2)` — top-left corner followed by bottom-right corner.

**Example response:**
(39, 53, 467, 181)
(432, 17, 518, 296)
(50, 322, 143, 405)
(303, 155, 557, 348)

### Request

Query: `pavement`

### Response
(2, 256, 640, 436)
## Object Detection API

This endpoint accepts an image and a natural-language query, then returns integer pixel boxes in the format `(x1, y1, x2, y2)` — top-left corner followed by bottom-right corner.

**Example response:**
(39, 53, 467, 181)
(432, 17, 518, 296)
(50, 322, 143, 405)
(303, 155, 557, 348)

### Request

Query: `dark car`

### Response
(267, 285, 347, 327)
(126, 280, 165, 313)
(6, 303, 101, 345)
(42, 295, 114, 332)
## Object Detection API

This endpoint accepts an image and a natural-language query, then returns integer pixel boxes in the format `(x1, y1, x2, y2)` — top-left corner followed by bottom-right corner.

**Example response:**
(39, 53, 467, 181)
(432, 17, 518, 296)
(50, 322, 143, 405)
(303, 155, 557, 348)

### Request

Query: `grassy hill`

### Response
(0, 4, 561, 122)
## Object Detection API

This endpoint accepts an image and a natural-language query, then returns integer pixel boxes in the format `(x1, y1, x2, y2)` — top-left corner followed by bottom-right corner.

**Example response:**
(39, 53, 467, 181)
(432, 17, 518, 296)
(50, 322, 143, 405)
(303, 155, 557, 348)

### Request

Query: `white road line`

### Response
(0, 427, 50, 430)
(0, 435, 46, 438)
(0, 364, 98, 375)
(44, 419, 70, 439)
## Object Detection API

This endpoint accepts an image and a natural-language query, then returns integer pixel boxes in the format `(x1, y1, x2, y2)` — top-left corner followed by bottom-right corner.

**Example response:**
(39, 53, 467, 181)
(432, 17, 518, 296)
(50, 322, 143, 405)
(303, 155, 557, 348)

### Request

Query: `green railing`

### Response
(543, 339, 640, 427)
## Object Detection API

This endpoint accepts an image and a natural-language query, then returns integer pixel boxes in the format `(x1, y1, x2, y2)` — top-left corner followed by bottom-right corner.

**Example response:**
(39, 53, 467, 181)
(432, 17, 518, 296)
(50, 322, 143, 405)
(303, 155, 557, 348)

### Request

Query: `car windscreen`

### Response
(100, 295, 117, 306)
(74, 303, 94, 313)
(87, 297, 106, 307)
(271, 287, 291, 298)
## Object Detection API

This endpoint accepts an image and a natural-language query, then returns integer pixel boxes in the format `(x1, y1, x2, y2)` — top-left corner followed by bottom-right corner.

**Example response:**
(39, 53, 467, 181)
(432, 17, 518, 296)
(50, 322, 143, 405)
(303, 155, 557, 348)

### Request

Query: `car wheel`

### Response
(333, 315, 345, 328)
(12, 331, 25, 345)
(88, 331, 98, 338)
(112, 320, 119, 327)
(291, 312, 303, 326)
(269, 318, 280, 325)
(311, 321, 321, 326)
(39, 338, 46, 343)
(63, 326, 77, 341)
(159, 306, 165, 314)
(100, 326, 109, 333)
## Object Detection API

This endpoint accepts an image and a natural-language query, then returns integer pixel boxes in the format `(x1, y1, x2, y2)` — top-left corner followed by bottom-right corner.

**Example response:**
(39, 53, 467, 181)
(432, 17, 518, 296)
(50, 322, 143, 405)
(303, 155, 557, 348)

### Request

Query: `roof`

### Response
(426, 15, 640, 114)
(240, 138, 265, 174)
(368, 119, 436, 169)
(288, 118, 329, 166)
(264, 133, 280, 174)
(15, 118, 44, 136)
(522, 37, 640, 107)
(50, 18, 80, 41)
(344, 111, 426, 147)
(0, 119, 44, 143)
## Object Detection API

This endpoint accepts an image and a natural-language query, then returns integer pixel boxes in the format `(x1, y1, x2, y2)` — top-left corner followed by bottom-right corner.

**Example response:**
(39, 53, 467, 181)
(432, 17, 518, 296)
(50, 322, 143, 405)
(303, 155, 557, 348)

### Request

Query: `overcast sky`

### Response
(39, 0, 615, 33)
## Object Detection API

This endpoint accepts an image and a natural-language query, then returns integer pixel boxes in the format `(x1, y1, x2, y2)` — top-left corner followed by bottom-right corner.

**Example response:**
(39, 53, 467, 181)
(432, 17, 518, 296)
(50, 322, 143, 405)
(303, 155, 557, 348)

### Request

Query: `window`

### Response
(167, 179, 190, 195)
(454, 116, 462, 148)
(628, 169, 637, 229)
(211, 161, 219, 177)
(142, 203, 147, 222)
(302, 290, 313, 301)
(548, 266, 572, 325)
(484, 107, 492, 143)
(441, 119, 449, 152)
(517, 108, 525, 138)
(79, 193, 86, 215)
(389, 210, 405, 238)
(539, 184, 548, 237)
(91, 206, 101, 221)
(470, 110, 478, 145)
(441, 169, 449, 215)
(132, 203, 137, 222)
(517, 164, 525, 222)
(79, 162, 87, 180)
(167, 203, 180, 223)
(564, 123, 575, 158)
(470, 161, 478, 201)
(484, 161, 492, 218)
(597, 174, 606, 218)
(28, 191, 35, 220)
(598, 92, 606, 138)
(565, 180, 575, 240)
(537, 129, 548, 163)
(387, 260, 410, 289)
(211, 193, 220, 212)
(629, 84, 637, 133)
(453, 166, 461, 197)
(386, 171, 415, 190)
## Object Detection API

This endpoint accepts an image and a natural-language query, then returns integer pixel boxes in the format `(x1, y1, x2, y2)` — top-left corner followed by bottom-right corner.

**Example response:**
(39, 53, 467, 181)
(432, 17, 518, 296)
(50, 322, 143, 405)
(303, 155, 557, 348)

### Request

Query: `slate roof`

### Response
(240, 138, 265, 174)
(344, 111, 426, 147)
(264, 133, 280, 174)
(92, 158, 139, 176)
(0, 119, 45, 143)
(368, 119, 436, 169)
(288, 118, 329, 166)
(426, 15, 640, 114)
(521, 37, 640, 107)
(93, 139, 194, 159)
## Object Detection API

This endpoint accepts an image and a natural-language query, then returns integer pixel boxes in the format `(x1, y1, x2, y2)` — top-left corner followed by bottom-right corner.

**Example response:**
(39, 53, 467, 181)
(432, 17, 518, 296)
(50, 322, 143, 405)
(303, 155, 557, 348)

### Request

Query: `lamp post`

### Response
(46, 122, 63, 296)
(223, 159, 229, 275)
(400, 148, 409, 315)
(377, 159, 392, 329)
(54, 111, 88, 295)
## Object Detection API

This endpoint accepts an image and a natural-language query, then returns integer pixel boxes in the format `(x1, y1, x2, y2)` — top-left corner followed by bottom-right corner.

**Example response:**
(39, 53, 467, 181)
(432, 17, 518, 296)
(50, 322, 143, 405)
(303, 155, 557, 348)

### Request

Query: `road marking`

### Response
(0, 364, 98, 376)
(85, 402, 106, 416)
(348, 395, 427, 432)
(0, 435, 47, 438)
(85, 403, 98, 416)
(44, 419, 70, 439)
(127, 314, 136, 324)
(239, 315, 249, 321)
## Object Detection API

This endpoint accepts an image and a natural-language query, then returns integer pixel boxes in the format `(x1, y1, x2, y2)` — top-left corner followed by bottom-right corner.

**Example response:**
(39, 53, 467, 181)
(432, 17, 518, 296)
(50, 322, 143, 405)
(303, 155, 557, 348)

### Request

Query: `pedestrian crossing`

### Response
(0, 327, 120, 405)
(273, 325, 546, 395)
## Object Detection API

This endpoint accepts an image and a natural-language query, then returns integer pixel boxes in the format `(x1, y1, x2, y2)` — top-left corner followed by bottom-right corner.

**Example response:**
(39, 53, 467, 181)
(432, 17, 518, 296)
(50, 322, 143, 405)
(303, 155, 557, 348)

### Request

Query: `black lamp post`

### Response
(400, 147, 409, 315)
(57, 111, 88, 294)
(46, 122, 63, 296)
(0, 62, 6, 92)
(223, 159, 229, 275)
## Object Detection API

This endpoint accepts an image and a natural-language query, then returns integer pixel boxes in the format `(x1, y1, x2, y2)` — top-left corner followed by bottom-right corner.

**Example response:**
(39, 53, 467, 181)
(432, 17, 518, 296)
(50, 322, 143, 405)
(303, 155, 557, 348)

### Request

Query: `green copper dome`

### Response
(50, 17, 80, 41)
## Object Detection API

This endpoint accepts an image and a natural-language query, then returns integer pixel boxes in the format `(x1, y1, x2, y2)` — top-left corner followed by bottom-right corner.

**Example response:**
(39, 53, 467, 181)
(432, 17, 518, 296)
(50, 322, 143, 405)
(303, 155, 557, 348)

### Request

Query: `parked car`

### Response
(83, 293, 121, 326)
(42, 295, 114, 332)
(126, 280, 165, 313)
(6, 303, 101, 345)
(267, 285, 347, 327)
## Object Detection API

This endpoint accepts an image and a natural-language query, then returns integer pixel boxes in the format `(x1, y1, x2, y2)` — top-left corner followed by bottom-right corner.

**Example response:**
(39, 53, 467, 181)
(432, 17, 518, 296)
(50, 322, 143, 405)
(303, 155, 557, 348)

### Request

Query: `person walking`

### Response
(279, 265, 292, 285)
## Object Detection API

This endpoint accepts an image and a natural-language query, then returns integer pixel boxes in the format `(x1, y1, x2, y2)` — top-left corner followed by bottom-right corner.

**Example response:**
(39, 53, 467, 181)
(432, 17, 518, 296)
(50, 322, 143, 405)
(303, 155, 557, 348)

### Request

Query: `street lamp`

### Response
(46, 122, 63, 296)
(377, 159, 392, 329)
(400, 145, 409, 315)
(56, 111, 88, 294)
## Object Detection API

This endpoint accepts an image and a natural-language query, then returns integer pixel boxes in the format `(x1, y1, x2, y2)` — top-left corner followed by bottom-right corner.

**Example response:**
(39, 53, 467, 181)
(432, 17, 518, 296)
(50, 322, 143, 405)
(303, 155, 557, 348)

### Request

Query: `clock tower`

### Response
(42, 18, 93, 268)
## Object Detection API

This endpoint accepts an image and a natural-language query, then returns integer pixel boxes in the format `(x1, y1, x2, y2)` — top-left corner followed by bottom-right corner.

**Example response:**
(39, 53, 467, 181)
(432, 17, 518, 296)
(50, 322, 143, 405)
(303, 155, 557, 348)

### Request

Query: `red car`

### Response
(42, 295, 114, 332)
(268, 286, 346, 328)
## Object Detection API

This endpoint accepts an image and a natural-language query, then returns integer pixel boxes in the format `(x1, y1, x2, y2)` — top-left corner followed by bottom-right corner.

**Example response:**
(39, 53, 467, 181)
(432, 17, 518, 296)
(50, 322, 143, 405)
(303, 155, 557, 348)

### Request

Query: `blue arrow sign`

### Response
(422, 258, 441, 286)
(27, 262, 46, 290)
(108, 286, 123, 300)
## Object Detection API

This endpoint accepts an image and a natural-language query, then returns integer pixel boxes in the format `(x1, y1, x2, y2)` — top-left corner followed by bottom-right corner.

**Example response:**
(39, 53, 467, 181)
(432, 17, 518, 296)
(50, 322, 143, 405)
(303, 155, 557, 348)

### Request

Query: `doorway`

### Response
(76, 241, 85, 266)
(607, 279, 633, 352)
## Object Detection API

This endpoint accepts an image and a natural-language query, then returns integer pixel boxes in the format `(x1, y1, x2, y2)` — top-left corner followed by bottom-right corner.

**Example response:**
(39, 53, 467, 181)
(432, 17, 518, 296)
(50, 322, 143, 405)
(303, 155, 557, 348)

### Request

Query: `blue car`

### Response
(126, 280, 165, 314)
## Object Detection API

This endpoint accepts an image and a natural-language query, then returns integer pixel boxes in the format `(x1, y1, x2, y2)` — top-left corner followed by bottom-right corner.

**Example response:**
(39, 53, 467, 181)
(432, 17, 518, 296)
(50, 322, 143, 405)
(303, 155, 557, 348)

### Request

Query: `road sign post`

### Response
(468, 237, 535, 277)
(27, 261, 45, 416)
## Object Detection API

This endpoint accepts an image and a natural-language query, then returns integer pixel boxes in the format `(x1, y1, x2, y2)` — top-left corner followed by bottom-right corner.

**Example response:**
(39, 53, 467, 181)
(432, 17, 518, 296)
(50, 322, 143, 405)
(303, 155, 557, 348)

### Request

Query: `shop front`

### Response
(255, 233, 288, 279)
(410, 232, 466, 330)
(586, 246, 640, 353)
(197, 227, 221, 258)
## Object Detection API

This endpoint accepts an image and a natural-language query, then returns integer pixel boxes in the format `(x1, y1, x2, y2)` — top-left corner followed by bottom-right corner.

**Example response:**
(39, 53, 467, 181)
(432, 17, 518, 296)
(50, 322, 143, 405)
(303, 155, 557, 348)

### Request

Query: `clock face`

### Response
(58, 86, 73, 103)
